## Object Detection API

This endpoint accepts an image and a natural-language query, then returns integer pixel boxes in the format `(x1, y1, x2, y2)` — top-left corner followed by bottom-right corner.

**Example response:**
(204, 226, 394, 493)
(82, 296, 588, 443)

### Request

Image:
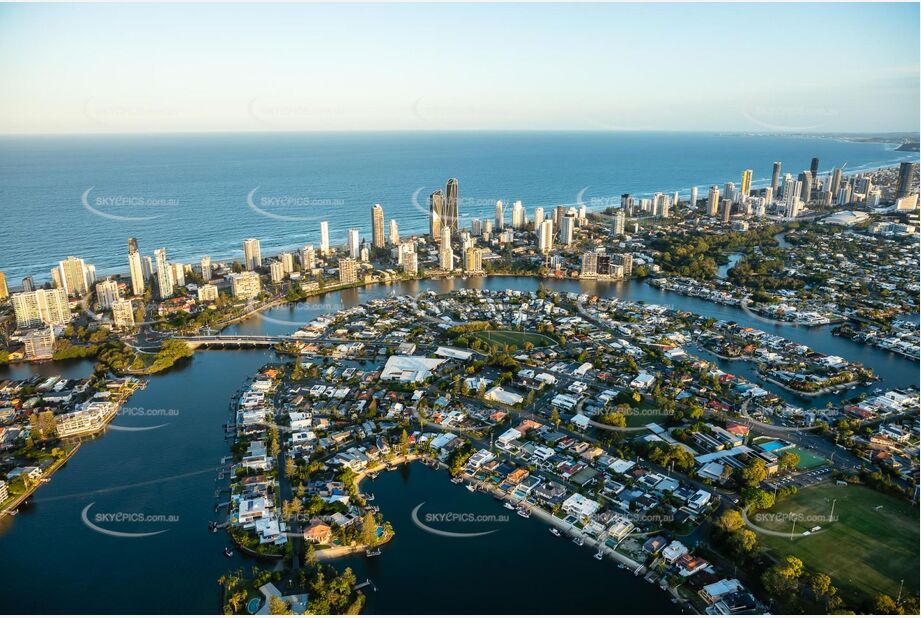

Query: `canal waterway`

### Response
(0, 276, 916, 613)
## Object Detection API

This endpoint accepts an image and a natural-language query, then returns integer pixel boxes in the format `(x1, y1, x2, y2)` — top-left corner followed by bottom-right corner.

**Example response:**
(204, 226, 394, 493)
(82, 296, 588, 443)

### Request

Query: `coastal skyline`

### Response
(0, 3, 919, 134)
(1, 3, 919, 617)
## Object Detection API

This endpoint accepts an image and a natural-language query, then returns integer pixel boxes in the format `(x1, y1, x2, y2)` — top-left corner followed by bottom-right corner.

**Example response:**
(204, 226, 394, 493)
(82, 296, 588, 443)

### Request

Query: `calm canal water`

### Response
(0, 277, 916, 613)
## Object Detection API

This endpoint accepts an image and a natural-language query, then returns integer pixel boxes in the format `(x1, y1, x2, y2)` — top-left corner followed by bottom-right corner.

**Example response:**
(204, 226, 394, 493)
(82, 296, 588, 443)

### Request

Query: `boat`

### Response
(503, 502, 515, 510)
(369, 472, 379, 480)
(224, 547, 234, 558)
(573, 536, 584, 546)
(594, 550, 604, 560)
(516, 508, 530, 519)
(450, 477, 463, 485)
(466, 483, 476, 492)
(550, 528, 561, 537)
(364, 493, 375, 501)
(365, 548, 381, 557)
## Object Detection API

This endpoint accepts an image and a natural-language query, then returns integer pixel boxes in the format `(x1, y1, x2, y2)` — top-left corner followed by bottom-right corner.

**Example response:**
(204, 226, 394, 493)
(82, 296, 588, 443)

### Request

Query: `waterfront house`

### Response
(303, 522, 333, 544)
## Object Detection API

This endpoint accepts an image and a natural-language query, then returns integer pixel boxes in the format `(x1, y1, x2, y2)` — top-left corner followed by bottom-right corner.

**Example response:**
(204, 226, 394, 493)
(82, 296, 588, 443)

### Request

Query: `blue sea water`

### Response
(0, 131, 916, 283)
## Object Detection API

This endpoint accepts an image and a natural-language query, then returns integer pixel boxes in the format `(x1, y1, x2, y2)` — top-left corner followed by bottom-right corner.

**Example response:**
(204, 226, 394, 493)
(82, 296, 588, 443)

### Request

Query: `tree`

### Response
(779, 451, 800, 471)
(739, 459, 768, 487)
(871, 594, 900, 615)
(727, 528, 757, 556)
(268, 596, 291, 615)
(549, 408, 561, 429)
(714, 509, 745, 533)
(360, 512, 378, 547)
(761, 555, 804, 600)
(398, 429, 410, 456)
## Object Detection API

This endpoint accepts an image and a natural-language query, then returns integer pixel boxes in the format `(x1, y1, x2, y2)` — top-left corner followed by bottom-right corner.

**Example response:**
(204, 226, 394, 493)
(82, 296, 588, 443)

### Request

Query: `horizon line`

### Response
(1, 128, 919, 139)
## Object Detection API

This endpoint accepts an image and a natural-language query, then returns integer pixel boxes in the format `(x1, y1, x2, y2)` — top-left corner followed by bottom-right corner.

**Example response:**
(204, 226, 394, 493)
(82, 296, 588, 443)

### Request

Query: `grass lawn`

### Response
(789, 447, 827, 470)
(471, 330, 556, 349)
(622, 403, 673, 428)
(755, 483, 919, 605)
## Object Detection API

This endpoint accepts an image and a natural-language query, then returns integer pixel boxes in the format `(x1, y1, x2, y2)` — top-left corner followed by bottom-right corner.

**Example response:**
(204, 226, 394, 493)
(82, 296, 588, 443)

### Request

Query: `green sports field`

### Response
(789, 447, 827, 470)
(470, 330, 557, 349)
(755, 483, 919, 604)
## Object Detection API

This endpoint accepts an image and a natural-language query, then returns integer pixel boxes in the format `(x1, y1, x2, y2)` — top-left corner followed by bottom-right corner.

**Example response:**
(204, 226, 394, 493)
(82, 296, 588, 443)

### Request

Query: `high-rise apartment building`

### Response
(128, 238, 145, 296)
(95, 278, 120, 310)
(154, 247, 173, 299)
(439, 227, 454, 270)
(243, 239, 262, 271)
(371, 203, 385, 249)
(200, 256, 212, 282)
(12, 288, 71, 329)
(347, 229, 360, 258)
(338, 258, 358, 284)
(319, 221, 330, 255)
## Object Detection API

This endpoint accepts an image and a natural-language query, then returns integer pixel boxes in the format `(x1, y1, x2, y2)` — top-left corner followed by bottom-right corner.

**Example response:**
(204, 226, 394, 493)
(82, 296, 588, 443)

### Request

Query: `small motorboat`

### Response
(365, 548, 381, 557)
(573, 536, 584, 546)
(503, 502, 515, 510)
(224, 547, 234, 558)
(594, 550, 604, 560)
(364, 493, 375, 502)
(550, 528, 561, 537)
(450, 477, 463, 485)
(516, 508, 530, 519)
(466, 483, 476, 492)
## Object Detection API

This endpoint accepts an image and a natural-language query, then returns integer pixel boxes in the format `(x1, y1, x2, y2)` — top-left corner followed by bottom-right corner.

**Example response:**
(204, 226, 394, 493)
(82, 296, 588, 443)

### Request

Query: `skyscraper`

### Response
(243, 239, 262, 271)
(494, 200, 504, 230)
(200, 256, 212, 282)
(689, 186, 698, 209)
(0, 271, 7, 300)
(154, 248, 173, 299)
(897, 161, 918, 199)
(57, 256, 92, 297)
(371, 203, 385, 249)
(538, 220, 554, 254)
(612, 210, 626, 236)
(810, 157, 820, 181)
(12, 288, 71, 329)
(798, 171, 813, 203)
(511, 200, 526, 229)
(429, 189, 445, 240)
(559, 212, 576, 245)
(319, 221, 330, 255)
(741, 169, 753, 198)
(533, 207, 545, 231)
(444, 178, 459, 233)
(347, 229, 360, 259)
(439, 227, 453, 270)
(830, 167, 843, 197)
(95, 278, 120, 310)
(464, 247, 485, 274)
(301, 245, 316, 271)
(707, 186, 720, 217)
(771, 162, 782, 195)
(388, 219, 399, 246)
(721, 199, 732, 223)
(127, 238, 145, 296)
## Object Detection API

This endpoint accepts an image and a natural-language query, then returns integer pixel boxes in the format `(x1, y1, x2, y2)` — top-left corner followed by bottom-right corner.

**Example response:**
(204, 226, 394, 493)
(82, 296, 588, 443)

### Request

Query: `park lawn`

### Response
(623, 403, 673, 428)
(471, 330, 556, 349)
(755, 483, 919, 605)
(789, 447, 827, 470)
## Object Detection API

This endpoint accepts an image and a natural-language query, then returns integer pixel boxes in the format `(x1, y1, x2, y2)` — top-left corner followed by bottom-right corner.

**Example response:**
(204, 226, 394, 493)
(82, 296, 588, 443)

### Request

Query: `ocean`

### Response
(0, 131, 916, 283)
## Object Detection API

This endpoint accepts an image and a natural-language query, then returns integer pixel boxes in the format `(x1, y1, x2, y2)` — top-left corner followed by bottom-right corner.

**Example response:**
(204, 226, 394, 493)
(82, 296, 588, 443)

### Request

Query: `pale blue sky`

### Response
(0, 3, 918, 133)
